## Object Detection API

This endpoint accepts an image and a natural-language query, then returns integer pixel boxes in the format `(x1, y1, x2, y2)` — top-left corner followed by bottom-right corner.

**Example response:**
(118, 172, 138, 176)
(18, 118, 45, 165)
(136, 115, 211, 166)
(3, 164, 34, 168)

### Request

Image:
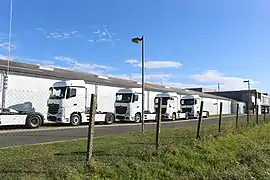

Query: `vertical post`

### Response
(218, 102, 223, 133)
(247, 83, 250, 125)
(141, 36, 145, 133)
(1, 72, 7, 109)
(196, 101, 204, 139)
(263, 107, 266, 123)
(94, 84, 98, 110)
(86, 94, 97, 162)
(256, 105, 259, 125)
(236, 103, 239, 129)
(156, 97, 162, 150)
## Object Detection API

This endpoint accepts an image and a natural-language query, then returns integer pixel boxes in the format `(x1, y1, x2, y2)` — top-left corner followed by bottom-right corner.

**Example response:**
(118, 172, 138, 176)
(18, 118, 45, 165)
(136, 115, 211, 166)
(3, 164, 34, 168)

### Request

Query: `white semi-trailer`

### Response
(0, 108, 44, 128)
(114, 88, 160, 122)
(47, 80, 115, 125)
(180, 94, 231, 118)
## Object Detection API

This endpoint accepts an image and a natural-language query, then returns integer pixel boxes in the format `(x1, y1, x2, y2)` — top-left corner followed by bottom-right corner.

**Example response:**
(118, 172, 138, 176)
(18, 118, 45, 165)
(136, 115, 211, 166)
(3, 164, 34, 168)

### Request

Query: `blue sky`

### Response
(0, 0, 270, 92)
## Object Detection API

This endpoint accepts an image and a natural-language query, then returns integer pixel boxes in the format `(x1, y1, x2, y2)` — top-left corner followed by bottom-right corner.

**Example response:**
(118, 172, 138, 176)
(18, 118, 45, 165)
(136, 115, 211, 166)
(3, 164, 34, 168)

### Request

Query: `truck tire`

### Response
(134, 113, 141, 123)
(105, 113, 115, 124)
(70, 113, 81, 126)
(172, 112, 176, 121)
(205, 111, 210, 118)
(185, 112, 189, 120)
(26, 113, 42, 129)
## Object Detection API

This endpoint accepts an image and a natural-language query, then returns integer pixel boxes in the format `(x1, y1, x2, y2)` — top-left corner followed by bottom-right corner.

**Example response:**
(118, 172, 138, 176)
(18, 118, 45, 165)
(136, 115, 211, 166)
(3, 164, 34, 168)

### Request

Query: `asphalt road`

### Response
(0, 115, 248, 149)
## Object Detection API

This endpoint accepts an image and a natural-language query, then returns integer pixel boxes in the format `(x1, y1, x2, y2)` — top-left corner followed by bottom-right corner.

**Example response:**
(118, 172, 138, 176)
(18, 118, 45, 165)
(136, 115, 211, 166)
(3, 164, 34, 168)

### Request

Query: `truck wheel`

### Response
(70, 113, 81, 126)
(185, 112, 189, 120)
(105, 113, 115, 124)
(134, 113, 141, 123)
(172, 113, 176, 121)
(26, 114, 42, 129)
(205, 111, 210, 118)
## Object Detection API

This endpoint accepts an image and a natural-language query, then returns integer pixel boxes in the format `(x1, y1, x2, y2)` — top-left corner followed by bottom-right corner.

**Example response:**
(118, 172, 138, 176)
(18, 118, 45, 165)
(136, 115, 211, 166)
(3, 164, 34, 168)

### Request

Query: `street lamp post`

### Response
(243, 80, 250, 124)
(132, 36, 145, 133)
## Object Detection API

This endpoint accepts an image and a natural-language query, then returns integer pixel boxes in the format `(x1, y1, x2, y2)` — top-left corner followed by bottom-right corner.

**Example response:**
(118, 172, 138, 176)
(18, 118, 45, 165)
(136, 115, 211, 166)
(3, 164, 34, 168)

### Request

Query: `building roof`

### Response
(0, 59, 236, 101)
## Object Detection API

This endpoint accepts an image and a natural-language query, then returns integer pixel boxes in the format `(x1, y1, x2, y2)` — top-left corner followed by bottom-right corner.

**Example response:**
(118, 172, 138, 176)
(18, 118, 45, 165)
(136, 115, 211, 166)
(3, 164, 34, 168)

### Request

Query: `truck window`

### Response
(154, 97, 170, 105)
(67, 88, 77, 99)
(49, 87, 66, 99)
(115, 93, 132, 103)
(133, 95, 139, 102)
(180, 99, 195, 105)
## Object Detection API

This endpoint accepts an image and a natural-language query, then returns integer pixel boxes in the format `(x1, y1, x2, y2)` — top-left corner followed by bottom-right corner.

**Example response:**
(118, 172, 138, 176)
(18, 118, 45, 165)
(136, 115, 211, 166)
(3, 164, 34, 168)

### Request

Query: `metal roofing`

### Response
(0, 59, 236, 101)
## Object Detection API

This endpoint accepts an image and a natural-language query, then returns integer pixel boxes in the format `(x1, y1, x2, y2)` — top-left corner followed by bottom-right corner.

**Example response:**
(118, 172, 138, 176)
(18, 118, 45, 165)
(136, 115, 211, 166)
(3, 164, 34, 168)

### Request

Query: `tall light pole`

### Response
(132, 36, 145, 133)
(243, 80, 250, 124)
(2, 0, 13, 109)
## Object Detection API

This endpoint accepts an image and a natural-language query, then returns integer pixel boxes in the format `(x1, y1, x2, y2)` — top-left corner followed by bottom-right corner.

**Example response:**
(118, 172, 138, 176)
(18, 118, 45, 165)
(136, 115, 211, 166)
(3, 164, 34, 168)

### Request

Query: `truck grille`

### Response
(182, 108, 192, 113)
(48, 104, 59, 114)
(115, 106, 127, 114)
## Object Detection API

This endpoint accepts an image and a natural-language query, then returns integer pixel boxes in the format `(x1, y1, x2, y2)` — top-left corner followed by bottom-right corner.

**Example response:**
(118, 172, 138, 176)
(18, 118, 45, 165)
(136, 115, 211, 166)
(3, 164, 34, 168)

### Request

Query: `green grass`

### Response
(0, 116, 270, 179)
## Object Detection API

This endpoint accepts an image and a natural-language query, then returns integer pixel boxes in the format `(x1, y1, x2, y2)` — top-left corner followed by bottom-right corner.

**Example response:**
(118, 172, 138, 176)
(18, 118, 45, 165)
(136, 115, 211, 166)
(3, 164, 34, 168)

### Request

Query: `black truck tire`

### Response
(26, 113, 42, 129)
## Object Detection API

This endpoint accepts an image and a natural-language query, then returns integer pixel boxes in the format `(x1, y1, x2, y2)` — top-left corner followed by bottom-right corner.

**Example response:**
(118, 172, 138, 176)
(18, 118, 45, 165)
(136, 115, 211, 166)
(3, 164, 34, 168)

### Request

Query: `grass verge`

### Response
(0, 117, 270, 179)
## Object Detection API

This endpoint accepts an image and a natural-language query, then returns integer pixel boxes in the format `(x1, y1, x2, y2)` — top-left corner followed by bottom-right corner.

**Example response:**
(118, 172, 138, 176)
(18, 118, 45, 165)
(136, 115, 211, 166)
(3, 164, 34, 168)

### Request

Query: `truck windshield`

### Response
(155, 97, 170, 105)
(180, 99, 195, 105)
(49, 87, 66, 99)
(115, 93, 133, 103)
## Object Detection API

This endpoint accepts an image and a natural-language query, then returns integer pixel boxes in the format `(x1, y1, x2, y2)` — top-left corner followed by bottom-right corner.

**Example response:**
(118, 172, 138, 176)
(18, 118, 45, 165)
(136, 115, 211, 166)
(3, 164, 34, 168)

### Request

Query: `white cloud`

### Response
(0, 54, 13, 60)
(125, 59, 182, 69)
(125, 59, 138, 64)
(191, 70, 259, 90)
(0, 32, 19, 51)
(132, 73, 172, 80)
(36, 28, 79, 40)
(90, 26, 118, 47)
(53, 56, 114, 72)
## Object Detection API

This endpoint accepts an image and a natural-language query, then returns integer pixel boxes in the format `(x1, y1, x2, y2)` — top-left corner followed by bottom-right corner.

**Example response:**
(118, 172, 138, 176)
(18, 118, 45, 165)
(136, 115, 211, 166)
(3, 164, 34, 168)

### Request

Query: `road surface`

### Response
(0, 115, 249, 149)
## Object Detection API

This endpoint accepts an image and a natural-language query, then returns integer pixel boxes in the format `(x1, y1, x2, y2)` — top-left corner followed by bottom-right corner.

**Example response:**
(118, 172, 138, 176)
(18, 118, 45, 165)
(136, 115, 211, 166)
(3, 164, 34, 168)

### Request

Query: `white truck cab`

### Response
(180, 95, 209, 118)
(114, 88, 142, 122)
(47, 80, 115, 125)
(154, 92, 188, 120)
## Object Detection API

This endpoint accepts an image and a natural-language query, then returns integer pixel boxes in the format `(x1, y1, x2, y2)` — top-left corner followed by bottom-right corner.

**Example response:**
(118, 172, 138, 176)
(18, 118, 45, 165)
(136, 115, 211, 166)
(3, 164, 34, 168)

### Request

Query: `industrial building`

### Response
(187, 88, 270, 115)
(0, 59, 246, 123)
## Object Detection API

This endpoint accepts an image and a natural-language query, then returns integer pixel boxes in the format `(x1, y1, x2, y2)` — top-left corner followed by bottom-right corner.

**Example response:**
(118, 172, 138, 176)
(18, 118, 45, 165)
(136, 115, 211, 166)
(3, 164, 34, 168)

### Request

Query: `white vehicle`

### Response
(180, 95, 213, 118)
(47, 80, 115, 126)
(114, 88, 158, 122)
(154, 92, 188, 120)
(0, 108, 44, 128)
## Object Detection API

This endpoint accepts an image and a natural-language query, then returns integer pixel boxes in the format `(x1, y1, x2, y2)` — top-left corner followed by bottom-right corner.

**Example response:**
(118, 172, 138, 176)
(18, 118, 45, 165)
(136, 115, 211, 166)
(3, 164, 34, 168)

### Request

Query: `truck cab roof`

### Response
(53, 80, 86, 88)
(156, 92, 178, 98)
(117, 88, 142, 94)
(181, 94, 200, 99)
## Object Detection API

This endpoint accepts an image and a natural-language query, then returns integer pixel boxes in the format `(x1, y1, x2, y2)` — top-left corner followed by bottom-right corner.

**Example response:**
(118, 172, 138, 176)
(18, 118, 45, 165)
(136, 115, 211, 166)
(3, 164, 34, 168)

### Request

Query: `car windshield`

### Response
(115, 93, 133, 103)
(181, 99, 195, 105)
(49, 87, 66, 99)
